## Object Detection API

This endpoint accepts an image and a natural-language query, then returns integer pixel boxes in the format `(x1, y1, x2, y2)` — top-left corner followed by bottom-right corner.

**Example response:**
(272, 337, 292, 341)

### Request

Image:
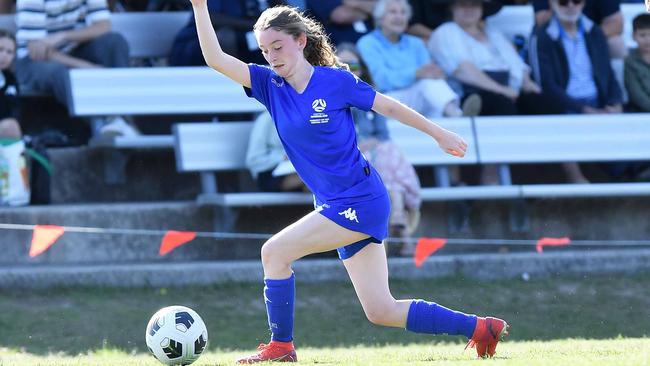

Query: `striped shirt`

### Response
(556, 17, 598, 101)
(16, 0, 110, 59)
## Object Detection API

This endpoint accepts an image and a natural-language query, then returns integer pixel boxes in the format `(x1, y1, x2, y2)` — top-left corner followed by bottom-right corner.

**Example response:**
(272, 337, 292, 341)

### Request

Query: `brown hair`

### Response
(254, 5, 348, 70)
(0, 29, 16, 45)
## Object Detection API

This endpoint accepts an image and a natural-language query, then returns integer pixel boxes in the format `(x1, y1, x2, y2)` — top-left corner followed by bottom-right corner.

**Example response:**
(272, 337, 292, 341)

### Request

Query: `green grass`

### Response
(1, 339, 648, 365)
(0, 271, 648, 365)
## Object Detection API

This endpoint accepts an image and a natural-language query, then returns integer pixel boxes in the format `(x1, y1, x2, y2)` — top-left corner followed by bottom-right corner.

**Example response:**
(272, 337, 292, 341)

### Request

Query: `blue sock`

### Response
(264, 273, 295, 342)
(405, 299, 477, 338)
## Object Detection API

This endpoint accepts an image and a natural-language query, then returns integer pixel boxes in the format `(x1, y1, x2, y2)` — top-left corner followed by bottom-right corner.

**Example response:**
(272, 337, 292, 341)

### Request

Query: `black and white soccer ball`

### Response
(145, 305, 209, 365)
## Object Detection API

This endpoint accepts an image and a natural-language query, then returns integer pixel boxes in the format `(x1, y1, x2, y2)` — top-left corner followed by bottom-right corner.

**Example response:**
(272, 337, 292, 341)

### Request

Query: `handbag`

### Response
(462, 70, 510, 95)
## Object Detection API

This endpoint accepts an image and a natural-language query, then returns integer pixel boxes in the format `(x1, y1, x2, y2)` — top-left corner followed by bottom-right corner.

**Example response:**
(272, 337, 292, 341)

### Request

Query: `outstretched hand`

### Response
(437, 129, 468, 158)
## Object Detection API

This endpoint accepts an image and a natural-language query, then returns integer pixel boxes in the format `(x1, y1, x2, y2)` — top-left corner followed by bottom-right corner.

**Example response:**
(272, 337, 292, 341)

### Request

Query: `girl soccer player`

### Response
(189, 1, 509, 362)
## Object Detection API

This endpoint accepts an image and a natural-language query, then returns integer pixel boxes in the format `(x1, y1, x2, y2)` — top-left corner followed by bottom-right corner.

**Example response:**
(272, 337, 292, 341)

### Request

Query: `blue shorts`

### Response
(314, 193, 390, 260)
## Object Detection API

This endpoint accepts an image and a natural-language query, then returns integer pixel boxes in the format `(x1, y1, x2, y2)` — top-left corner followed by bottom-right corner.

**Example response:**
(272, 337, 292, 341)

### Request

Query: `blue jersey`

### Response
(244, 64, 387, 206)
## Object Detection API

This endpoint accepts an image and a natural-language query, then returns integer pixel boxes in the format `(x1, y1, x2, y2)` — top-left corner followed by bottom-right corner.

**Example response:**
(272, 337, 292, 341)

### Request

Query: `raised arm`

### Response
(371, 92, 467, 157)
(190, 0, 251, 87)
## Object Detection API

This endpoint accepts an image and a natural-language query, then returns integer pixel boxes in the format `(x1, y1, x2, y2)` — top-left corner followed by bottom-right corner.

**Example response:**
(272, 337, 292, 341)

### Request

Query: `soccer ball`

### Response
(145, 305, 209, 365)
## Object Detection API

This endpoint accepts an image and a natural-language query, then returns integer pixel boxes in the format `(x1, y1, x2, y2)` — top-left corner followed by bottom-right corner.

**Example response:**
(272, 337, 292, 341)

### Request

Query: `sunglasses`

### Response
(558, 0, 583, 6)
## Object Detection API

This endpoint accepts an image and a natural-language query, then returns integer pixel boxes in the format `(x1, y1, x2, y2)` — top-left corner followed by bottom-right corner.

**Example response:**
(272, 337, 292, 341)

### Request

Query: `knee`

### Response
(0, 118, 21, 138)
(96, 32, 130, 62)
(260, 239, 290, 269)
(100, 32, 128, 49)
(363, 301, 397, 326)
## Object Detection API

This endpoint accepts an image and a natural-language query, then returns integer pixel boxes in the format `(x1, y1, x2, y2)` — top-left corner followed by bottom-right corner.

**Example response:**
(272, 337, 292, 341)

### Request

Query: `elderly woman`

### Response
(429, 0, 569, 183)
(428, 0, 565, 115)
(357, 0, 480, 119)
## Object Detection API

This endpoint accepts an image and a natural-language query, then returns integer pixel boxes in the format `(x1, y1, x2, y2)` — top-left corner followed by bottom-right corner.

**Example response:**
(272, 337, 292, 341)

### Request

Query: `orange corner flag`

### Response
(29, 225, 65, 257)
(414, 237, 447, 267)
(536, 237, 571, 253)
(159, 231, 197, 256)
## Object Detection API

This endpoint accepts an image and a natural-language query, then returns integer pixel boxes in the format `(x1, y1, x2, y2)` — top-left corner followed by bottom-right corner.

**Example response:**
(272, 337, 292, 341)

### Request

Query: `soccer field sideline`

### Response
(2, 249, 650, 288)
(1, 338, 649, 365)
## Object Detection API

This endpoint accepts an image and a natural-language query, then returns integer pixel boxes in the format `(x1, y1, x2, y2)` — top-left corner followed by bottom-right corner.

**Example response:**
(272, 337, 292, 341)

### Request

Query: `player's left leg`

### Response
(237, 211, 371, 364)
(343, 243, 509, 358)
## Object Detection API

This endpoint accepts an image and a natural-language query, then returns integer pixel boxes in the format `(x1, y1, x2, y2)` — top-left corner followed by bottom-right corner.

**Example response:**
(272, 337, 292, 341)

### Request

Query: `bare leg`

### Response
(261, 210, 369, 279)
(343, 243, 412, 327)
(279, 173, 304, 192)
(562, 162, 589, 183)
(443, 100, 463, 117)
(343, 243, 480, 339)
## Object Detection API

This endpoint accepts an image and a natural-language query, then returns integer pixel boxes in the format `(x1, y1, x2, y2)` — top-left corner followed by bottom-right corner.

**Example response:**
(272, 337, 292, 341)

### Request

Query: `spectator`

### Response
(15, 0, 136, 136)
(625, 13, 650, 112)
(307, 0, 377, 45)
(429, 0, 563, 117)
(337, 42, 421, 256)
(530, 0, 623, 183)
(533, 0, 627, 58)
(0, 29, 30, 206)
(169, 0, 284, 66)
(407, 0, 451, 41)
(246, 112, 305, 193)
(0, 29, 20, 139)
(617, 13, 650, 181)
(357, 0, 478, 120)
(429, 0, 567, 184)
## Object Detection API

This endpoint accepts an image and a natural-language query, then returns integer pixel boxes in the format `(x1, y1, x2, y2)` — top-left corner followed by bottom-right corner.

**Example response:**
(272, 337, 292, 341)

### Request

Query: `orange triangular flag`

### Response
(29, 225, 65, 257)
(159, 231, 197, 256)
(536, 237, 571, 253)
(414, 237, 447, 267)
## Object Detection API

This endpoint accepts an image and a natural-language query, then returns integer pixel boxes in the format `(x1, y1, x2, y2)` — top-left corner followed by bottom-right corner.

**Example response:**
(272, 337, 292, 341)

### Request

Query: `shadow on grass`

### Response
(1, 272, 648, 355)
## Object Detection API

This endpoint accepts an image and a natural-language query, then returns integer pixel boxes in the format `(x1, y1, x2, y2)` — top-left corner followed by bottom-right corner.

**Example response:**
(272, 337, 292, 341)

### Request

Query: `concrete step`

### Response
(1, 249, 649, 288)
(47, 147, 202, 203)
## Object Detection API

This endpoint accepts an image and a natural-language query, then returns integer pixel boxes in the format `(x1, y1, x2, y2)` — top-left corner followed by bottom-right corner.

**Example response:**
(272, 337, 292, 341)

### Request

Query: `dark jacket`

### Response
(0, 69, 19, 120)
(529, 15, 622, 112)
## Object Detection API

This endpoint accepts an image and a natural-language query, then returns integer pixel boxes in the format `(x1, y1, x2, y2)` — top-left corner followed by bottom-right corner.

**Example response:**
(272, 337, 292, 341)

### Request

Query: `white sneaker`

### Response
(99, 117, 140, 137)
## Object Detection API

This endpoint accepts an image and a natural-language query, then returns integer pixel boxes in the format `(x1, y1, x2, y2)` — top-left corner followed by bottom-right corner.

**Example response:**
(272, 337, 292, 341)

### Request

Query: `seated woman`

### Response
(246, 112, 305, 193)
(429, 0, 574, 183)
(356, 0, 480, 119)
(337, 43, 421, 256)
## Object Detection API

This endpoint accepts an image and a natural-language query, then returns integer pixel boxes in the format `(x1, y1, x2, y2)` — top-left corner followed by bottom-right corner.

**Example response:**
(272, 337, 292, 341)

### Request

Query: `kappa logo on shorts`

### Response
(338, 208, 359, 223)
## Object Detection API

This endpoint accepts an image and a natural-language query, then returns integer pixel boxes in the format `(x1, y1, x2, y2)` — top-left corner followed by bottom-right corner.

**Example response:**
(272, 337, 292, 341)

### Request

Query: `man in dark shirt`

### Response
(307, 0, 376, 45)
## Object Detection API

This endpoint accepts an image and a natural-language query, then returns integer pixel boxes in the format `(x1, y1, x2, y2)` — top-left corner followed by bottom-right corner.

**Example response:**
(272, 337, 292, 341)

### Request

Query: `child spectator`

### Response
(625, 13, 650, 112)
(0, 29, 21, 139)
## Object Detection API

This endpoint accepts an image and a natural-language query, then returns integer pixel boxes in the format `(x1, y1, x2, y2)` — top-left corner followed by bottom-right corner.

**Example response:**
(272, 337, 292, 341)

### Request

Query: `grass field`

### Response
(0, 270, 648, 365)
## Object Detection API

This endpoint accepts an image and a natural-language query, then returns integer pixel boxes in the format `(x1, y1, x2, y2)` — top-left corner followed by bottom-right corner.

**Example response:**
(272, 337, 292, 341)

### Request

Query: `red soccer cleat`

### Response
(236, 341, 297, 364)
(465, 316, 510, 358)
